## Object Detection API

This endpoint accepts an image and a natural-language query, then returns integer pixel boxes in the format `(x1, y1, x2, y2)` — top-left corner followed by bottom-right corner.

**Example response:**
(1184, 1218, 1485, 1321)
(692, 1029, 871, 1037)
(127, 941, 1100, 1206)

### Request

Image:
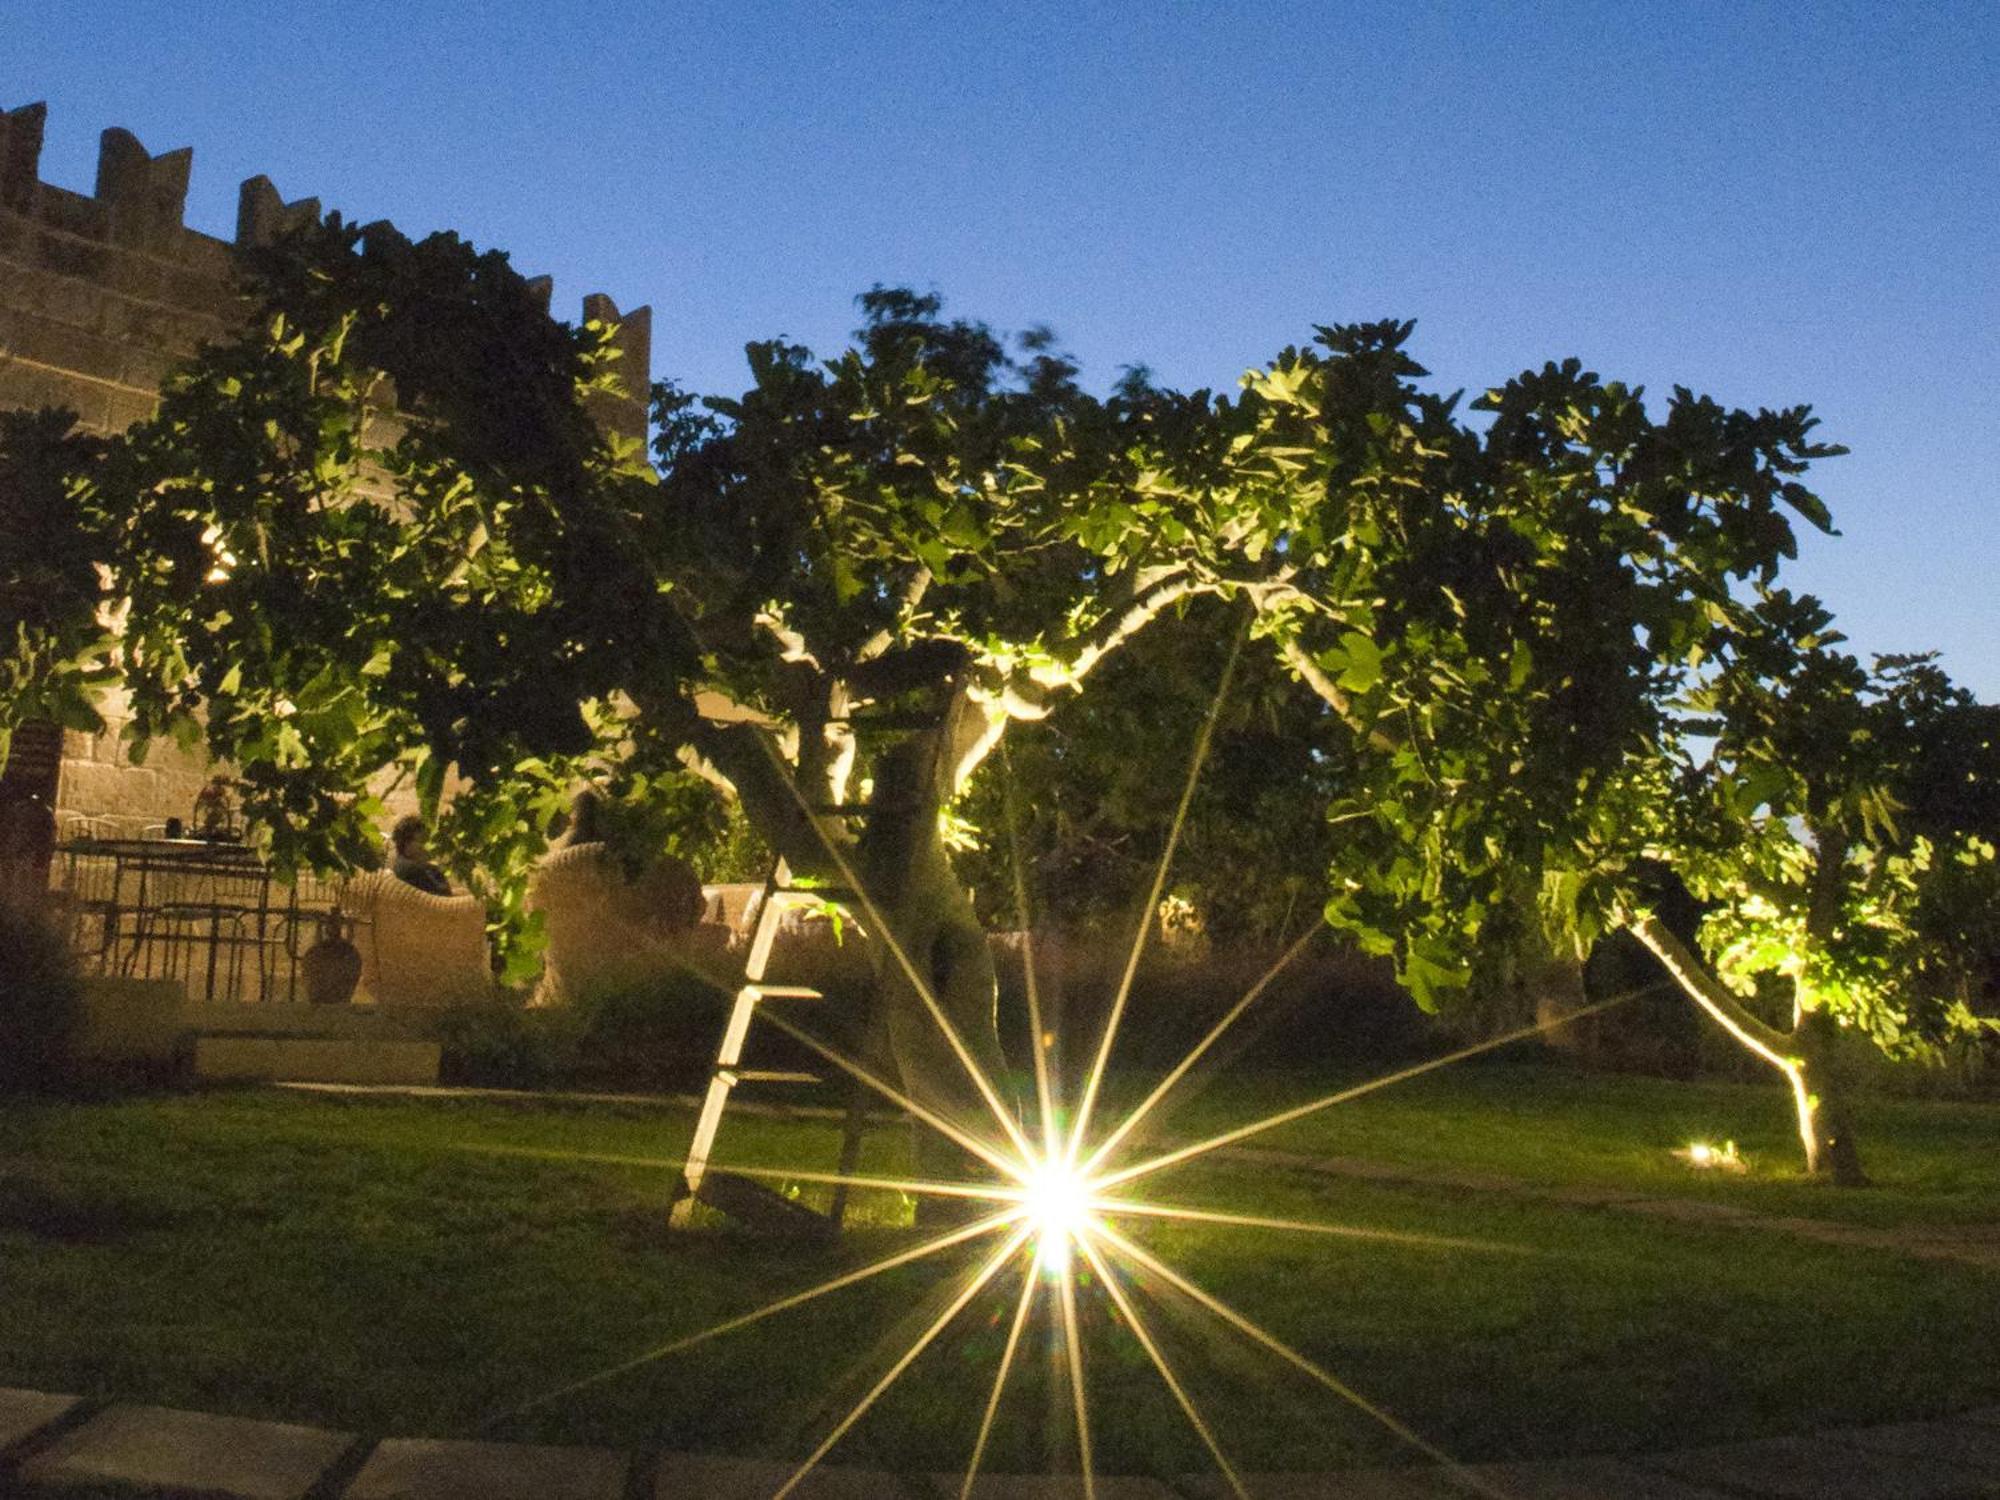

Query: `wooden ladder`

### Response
(670, 855, 872, 1235)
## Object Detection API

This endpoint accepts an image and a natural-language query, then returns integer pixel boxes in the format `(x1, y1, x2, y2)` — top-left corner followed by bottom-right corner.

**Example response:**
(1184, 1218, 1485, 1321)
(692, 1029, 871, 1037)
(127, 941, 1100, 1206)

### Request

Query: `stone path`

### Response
(4, 1391, 1999, 1499)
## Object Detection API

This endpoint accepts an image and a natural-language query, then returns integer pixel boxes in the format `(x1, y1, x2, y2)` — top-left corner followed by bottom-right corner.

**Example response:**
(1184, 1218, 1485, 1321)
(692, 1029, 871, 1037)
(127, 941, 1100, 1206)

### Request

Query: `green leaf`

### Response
(1337, 631, 1382, 694)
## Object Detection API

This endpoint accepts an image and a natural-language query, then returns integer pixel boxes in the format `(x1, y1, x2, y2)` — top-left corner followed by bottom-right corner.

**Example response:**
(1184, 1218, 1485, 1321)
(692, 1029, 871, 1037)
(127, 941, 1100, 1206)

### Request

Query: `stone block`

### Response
(1184, 1468, 1461, 1499)
(17, 1402, 353, 1500)
(77, 975, 187, 1062)
(1456, 1456, 1740, 1497)
(37, 186, 111, 244)
(1, 258, 114, 331)
(656, 1455, 926, 1499)
(182, 1001, 427, 1042)
(7, 305, 129, 381)
(35, 225, 117, 285)
(162, 258, 241, 318)
(937, 1469, 1183, 1498)
(192, 1035, 441, 1085)
(1643, 1433, 1996, 1499)
(103, 291, 203, 351)
(117, 340, 173, 390)
(0, 358, 109, 427)
(57, 758, 167, 820)
(0, 1387, 79, 1453)
(347, 1438, 623, 1500)
(103, 385, 161, 432)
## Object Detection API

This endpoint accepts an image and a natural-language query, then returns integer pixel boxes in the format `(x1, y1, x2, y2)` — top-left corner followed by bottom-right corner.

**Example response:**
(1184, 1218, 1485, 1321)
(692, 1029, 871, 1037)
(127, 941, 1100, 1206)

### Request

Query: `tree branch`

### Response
(1625, 912, 1797, 1067)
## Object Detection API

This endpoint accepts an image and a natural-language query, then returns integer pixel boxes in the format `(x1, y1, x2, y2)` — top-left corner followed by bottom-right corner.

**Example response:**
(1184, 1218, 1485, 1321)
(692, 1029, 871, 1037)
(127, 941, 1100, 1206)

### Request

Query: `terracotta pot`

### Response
(302, 913, 362, 1006)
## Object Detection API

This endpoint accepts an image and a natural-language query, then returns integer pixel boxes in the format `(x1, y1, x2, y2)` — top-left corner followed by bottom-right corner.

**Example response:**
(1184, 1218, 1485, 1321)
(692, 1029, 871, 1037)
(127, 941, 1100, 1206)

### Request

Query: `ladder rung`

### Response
(769, 886, 859, 908)
(732, 1069, 822, 1085)
(744, 983, 823, 1001)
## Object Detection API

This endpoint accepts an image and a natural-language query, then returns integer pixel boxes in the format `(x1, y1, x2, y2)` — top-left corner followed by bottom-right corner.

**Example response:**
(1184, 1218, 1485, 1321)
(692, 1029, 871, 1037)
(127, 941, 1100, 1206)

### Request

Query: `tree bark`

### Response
(1789, 1005, 1868, 1186)
(1626, 913, 1862, 1183)
(857, 717, 1013, 1204)
(1792, 830, 1869, 1186)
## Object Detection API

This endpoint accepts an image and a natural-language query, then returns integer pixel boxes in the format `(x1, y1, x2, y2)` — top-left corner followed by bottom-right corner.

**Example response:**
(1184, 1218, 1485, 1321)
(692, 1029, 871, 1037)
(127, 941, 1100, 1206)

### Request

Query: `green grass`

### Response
(1, 1067, 1997, 1481)
(1142, 1058, 2000, 1228)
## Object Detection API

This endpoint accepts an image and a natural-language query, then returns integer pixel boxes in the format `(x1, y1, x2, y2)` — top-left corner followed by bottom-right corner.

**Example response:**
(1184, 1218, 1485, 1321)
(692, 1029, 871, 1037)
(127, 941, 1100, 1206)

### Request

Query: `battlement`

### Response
(0, 100, 651, 439)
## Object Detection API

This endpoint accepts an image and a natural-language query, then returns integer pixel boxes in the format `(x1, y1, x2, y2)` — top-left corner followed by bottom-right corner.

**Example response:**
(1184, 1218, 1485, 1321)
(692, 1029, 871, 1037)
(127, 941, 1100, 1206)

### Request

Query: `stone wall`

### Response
(0, 100, 653, 838)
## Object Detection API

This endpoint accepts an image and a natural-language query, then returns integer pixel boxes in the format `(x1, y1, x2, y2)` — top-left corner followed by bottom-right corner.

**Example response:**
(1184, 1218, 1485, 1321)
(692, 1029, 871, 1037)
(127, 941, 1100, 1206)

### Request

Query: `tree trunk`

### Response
(1626, 914, 1864, 1184)
(1791, 829, 1868, 1185)
(857, 728, 1013, 1199)
(1790, 1006, 1868, 1186)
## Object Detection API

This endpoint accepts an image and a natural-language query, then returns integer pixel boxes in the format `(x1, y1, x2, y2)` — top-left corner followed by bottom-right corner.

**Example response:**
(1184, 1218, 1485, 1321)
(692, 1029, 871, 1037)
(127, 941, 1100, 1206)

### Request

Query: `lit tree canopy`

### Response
(1110, 323, 1995, 1180)
(3, 229, 1992, 1178)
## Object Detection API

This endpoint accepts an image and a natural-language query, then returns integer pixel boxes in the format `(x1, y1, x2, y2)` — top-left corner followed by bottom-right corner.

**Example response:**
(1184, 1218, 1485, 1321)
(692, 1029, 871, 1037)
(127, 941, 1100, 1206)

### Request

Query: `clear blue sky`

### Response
(7, 2, 1994, 697)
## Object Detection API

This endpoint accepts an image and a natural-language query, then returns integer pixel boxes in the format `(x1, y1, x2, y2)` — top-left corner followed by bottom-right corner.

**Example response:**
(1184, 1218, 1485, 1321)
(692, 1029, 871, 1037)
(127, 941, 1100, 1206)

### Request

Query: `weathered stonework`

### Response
(0, 100, 653, 837)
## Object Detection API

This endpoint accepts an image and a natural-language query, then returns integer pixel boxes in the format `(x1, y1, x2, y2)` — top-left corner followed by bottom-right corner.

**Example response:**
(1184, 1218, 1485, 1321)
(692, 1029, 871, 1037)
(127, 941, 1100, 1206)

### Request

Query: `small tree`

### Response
(3, 227, 1237, 1163)
(1136, 323, 1996, 1180)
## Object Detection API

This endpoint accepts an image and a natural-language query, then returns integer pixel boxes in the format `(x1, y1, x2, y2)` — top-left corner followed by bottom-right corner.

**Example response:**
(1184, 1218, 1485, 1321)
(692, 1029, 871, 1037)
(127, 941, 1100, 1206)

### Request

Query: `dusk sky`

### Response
(7, 2, 1994, 697)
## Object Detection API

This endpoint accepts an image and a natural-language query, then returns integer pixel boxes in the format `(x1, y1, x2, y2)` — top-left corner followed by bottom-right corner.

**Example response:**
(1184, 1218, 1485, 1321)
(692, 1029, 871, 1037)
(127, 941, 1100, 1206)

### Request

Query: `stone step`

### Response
(183, 1000, 435, 1041)
(192, 1035, 441, 1085)
(347, 1437, 624, 1500)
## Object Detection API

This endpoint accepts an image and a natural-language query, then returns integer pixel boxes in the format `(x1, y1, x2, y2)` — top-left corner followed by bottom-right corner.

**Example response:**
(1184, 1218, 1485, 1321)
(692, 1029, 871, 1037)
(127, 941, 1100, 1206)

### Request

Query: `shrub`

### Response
(428, 996, 587, 1089)
(0, 904, 84, 1096)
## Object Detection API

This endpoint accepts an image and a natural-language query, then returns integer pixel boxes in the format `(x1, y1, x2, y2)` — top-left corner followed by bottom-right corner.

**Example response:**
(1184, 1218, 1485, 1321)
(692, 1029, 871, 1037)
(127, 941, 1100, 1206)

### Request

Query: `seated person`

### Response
(389, 815, 452, 897)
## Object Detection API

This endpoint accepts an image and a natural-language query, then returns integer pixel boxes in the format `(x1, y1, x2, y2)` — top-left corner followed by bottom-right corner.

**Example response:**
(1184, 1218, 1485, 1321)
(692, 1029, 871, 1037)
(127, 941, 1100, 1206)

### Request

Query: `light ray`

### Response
(958, 1254, 1041, 1500)
(1079, 923, 1323, 1178)
(1001, 738, 1061, 1160)
(1067, 616, 1249, 1169)
(1096, 986, 1663, 1193)
(1075, 1233, 1250, 1500)
(453, 1143, 1017, 1206)
(760, 733, 1038, 1165)
(754, 1007, 1029, 1183)
(1057, 1252, 1097, 1500)
(488, 1208, 1022, 1424)
(772, 1223, 1036, 1500)
(1091, 1198, 1532, 1256)
(1093, 1221, 1515, 1500)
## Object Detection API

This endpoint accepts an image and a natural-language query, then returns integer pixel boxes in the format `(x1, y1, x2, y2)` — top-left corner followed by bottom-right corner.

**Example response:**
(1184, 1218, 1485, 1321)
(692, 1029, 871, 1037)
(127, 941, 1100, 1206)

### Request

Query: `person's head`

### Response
(391, 815, 428, 859)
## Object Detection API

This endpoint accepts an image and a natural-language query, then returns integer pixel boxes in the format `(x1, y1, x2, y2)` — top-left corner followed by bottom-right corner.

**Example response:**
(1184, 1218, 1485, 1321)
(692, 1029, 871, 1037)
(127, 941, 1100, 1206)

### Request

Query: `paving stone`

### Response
(1827, 1420, 2000, 1477)
(16, 1402, 353, 1500)
(346, 1437, 625, 1500)
(937, 1469, 1179, 1497)
(655, 1454, 895, 1499)
(1457, 1456, 1744, 1498)
(0, 1388, 79, 1452)
(1183, 1467, 1462, 1499)
(1642, 1433, 1997, 1499)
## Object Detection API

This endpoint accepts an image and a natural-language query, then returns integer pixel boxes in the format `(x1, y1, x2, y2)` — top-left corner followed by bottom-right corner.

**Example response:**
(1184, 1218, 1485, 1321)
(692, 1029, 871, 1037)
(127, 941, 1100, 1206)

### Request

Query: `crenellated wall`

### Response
(0, 101, 654, 837)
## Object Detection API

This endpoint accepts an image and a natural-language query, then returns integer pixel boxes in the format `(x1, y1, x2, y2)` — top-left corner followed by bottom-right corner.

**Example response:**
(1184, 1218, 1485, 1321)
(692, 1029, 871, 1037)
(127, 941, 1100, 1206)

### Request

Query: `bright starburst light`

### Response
(481, 631, 1650, 1500)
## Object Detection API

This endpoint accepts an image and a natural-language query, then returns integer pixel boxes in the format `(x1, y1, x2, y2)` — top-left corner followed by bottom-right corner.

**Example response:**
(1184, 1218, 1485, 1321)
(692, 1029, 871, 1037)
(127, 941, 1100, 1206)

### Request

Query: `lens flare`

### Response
(1021, 1156, 1095, 1275)
(483, 647, 1647, 1497)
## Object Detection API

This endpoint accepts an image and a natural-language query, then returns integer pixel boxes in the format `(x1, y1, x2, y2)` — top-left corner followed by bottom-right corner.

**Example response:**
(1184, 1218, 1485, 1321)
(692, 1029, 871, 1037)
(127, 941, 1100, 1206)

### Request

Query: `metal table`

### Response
(52, 838, 346, 1004)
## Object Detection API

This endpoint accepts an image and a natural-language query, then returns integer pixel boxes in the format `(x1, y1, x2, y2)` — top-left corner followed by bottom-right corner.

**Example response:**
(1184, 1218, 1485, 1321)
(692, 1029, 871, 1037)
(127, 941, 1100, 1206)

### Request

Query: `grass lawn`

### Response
(2, 1063, 1998, 1481)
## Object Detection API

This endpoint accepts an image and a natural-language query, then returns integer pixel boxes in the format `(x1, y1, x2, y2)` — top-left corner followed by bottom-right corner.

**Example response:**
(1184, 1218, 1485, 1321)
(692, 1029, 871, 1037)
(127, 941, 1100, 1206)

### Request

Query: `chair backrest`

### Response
(526, 845, 734, 1006)
(341, 870, 490, 1008)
